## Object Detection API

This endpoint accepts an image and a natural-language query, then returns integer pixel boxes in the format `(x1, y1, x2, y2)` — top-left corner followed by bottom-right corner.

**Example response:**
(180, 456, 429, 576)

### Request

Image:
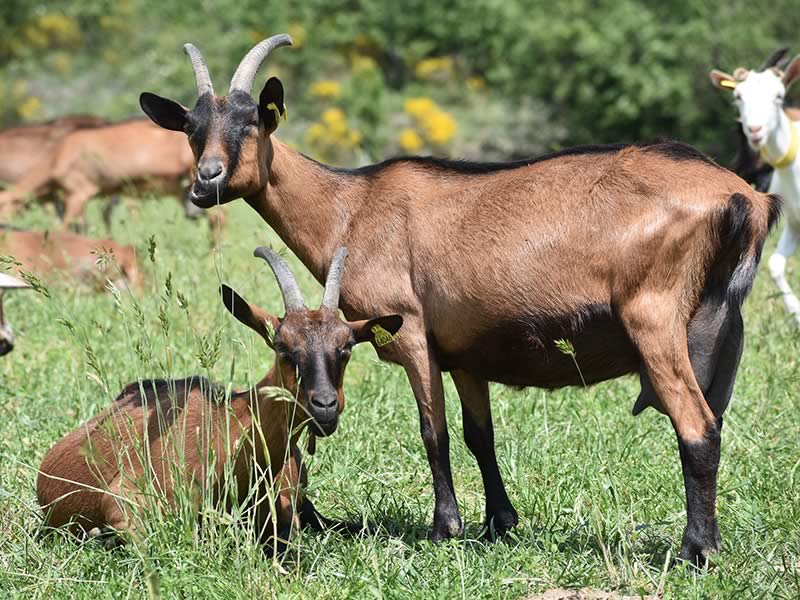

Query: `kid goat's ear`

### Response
(220, 284, 279, 346)
(783, 55, 800, 89)
(258, 77, 285, 133)
(709, 69, 738, 90)
(140, 93, 189, 132)
(349, 314, 404, 346)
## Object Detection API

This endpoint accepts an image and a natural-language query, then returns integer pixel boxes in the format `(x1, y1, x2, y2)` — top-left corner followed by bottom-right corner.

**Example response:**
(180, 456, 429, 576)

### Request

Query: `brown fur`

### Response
(37, 264, 400, 546)
(142, 60, 777, 561)
(0, 119, 196, 230)
(0, 115, 108, 190)
(0, 228, 141, 292)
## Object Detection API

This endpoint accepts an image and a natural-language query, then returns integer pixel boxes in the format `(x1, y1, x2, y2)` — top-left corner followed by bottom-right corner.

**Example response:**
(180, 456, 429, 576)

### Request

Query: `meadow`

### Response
(0, 195, 798, 599)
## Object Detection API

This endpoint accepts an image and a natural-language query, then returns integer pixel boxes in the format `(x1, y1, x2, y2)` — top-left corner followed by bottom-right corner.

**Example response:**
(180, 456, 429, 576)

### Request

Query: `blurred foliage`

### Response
(1, 0, 799, 164)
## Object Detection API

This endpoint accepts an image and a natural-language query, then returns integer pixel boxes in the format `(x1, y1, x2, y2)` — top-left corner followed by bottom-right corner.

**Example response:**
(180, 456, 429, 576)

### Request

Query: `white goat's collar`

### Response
(761, 118, 799, 169)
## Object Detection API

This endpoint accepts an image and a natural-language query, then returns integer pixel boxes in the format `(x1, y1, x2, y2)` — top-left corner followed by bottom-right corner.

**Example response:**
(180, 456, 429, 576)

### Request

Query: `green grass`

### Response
(1, 195, 799, 599)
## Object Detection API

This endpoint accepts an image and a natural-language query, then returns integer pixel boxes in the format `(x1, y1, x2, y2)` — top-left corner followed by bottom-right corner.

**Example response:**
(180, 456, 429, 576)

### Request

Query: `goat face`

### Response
(221, 246, 403, 438)
(711, 56, 800, 150)
(140, 36, 291, 209)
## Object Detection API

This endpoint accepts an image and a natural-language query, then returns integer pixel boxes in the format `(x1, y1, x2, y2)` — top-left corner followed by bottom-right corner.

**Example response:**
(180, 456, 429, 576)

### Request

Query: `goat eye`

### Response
(339, 347, 352, 358)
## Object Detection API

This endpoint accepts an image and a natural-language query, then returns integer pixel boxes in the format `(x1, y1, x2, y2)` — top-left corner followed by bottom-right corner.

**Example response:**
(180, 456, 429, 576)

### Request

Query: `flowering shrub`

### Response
(402, 97, 457, 149)
(305, 108, 363, 163)
(309, 80, 341, 99)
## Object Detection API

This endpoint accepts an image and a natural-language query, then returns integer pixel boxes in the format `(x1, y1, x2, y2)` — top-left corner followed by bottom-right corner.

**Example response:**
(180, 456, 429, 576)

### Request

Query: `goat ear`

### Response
(783, 56, 800, 89)
(140, 93, 188, 132)
(349, 314, 403, 346)
(258, 77, 285, 133)
(220, 284, 279, 346)
(709, 69, 737, 90)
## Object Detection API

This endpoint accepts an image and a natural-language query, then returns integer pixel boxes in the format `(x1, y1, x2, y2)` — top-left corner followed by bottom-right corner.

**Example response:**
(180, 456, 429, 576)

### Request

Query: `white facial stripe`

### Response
(733, 70, 786, 144)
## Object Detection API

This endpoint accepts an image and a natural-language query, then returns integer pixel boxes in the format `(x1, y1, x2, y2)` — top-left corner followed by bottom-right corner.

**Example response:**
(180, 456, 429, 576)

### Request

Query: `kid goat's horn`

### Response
(253, 247, 306, 311)
(321, 246, 348, 309)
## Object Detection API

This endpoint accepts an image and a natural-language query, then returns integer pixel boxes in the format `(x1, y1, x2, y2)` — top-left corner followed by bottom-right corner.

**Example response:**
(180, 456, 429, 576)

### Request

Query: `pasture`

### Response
(0, 196, 798, 599)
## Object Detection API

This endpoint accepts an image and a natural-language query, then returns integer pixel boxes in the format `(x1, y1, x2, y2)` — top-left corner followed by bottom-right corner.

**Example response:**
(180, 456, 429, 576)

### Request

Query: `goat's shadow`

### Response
(296, 507, 676, 571)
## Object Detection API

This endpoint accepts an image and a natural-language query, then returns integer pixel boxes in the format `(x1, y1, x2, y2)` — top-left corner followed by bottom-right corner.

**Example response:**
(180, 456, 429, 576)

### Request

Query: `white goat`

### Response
(0, 272, 30, 356)
(711, 57, 800, 325)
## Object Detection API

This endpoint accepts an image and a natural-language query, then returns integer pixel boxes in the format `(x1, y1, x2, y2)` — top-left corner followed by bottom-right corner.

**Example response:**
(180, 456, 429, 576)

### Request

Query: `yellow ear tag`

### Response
(720, 80, 737, 89)
(371, 324, 398, 347)
(265, 102, 287, 124)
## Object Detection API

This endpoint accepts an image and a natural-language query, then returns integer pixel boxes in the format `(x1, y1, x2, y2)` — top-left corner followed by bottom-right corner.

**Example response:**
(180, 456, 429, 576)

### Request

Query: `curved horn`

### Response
(321, 246, 348, 309)
(183, 43, 214, 97)
(253, 247, 305, 311)
(760, 46, 791, 71)
(229, 34, 293, 94)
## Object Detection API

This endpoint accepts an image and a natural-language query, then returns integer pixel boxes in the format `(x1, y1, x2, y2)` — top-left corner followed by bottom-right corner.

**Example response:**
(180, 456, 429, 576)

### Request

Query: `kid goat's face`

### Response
(221, 246, 403, 438)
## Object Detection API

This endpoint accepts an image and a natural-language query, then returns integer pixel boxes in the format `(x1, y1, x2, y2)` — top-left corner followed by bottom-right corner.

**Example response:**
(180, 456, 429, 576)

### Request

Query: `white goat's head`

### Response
(711, 54, 800, 149)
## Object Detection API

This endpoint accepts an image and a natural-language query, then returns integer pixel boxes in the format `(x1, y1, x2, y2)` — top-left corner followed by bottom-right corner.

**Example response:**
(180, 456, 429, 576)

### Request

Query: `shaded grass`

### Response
(0, 195, 799, 598)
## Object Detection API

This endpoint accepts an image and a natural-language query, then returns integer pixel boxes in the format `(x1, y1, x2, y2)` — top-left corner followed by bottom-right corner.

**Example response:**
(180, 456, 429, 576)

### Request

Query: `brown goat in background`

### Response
(0, 115, 108, 191)
(0, 119, 225, 236)
(141, 36, 779, 565)
(0, 225, 141, 292)
(36, 247, 402, 549)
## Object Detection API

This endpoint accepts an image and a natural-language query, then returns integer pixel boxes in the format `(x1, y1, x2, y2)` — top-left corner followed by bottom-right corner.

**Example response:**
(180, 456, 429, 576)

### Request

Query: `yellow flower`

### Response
(305, 123, 326, 144)
(38, 13, 81, 44)
(403, 97, 438, 119)
(467, 76, 486, 91)
(350, 54, 377, 73)
(321, 108, 348, 138)
(415, 57, 453, 80)
(52, 52, 72, 74)
(422, 111, 457, 146)
(18, 96, 42, 120)
(399, 128, 423, 152)
(309, 80, 341, 99)
(348, 130, 362, 147)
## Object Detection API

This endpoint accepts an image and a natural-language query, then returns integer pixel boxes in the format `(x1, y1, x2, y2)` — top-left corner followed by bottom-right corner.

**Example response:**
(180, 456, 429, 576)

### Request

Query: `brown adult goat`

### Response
(0, 225, 141, 292)
(140, 36, 780, 565)
(0, 119, 222, 235)
(0, 115, 108, 190)
(36, 246, 403, 548)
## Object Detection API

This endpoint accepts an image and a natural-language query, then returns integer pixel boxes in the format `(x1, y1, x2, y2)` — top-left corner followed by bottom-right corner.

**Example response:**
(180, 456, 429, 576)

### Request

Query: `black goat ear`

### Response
(220, 284, 279, 346)
(258, 77, 285, 133)
(140, 93, 188, 131)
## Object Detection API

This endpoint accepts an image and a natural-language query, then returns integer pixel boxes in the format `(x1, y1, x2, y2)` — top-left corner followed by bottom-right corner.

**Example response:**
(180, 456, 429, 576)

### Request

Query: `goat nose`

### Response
(749, 125, 763, 135)
(310, 393, 338, 410)
(198, 158, 224, 182)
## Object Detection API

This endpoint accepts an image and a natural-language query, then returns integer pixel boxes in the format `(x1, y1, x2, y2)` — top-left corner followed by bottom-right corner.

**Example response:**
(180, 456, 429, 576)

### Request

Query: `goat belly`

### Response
(434, 304, 639, 388)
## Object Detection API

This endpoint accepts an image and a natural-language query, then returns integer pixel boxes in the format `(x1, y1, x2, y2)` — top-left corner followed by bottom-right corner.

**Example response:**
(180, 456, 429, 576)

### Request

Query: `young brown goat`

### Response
(141, 37, 780, 565)
(36, 247, 402, 547)
(0, 226, 141, 292)
(0, 119, 217, 233)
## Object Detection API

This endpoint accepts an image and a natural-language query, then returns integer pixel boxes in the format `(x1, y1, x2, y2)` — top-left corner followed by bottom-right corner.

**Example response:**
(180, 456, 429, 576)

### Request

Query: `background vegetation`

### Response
(2, 1, 800, 164)
(1, 1, 800, 598)
(0, 198, 798, 599)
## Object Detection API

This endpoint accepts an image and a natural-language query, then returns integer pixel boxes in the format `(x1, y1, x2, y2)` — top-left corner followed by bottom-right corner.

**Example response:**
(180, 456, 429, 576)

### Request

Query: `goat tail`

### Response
(713, 191, 781, 307)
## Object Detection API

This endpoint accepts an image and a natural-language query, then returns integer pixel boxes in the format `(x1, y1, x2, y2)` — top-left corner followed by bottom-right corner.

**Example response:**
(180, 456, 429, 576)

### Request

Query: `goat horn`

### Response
(183, 43, 214, 97)
(229, 34, 293, 94)
(253, 247, 306, 311)
(760, 46, 791, 71)
(321, 247, 348, 309)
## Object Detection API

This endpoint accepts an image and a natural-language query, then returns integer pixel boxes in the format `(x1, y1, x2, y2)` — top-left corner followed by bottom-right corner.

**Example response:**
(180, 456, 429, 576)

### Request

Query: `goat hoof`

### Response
(428, 515, 463, 542)
(483, 505, 519, 540)
(678, 525, 720, 569)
